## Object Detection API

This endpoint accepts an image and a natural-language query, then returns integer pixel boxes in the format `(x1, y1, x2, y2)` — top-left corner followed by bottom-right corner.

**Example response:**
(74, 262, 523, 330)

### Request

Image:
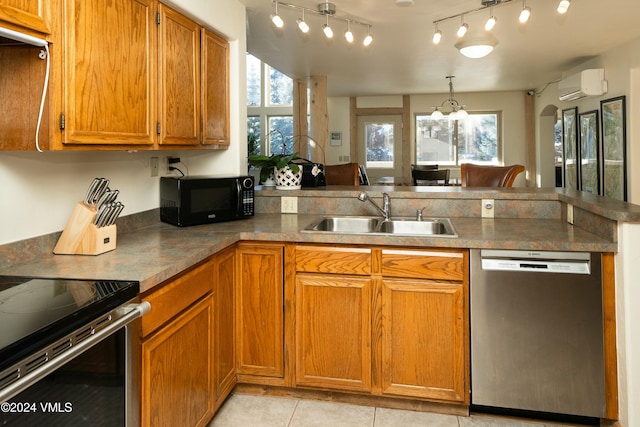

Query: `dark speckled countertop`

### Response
(0, 213, 616, 293)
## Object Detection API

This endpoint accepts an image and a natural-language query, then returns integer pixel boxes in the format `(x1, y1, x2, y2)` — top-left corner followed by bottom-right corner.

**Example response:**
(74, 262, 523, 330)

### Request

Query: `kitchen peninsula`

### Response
(1, 187, 639, 426)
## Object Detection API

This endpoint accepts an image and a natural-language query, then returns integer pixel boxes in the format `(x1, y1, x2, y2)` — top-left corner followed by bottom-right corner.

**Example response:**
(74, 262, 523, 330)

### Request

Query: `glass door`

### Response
(357, 115, 403, 183)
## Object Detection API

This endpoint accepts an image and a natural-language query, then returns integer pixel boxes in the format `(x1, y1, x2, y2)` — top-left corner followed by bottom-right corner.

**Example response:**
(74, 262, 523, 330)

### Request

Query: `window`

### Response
(246, 54, 296, 156)
(415, 112, 501, 165)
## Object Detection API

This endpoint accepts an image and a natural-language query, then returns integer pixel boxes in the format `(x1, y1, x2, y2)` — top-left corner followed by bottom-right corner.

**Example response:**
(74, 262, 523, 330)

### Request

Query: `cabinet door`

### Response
(158, 4, 200, 145)
(213, 246, 236, 409)
(0, 0, 51, 34)
(295, 273, 372, 392)
(380, 279, 465, 403)
(63, 0, 156, 146)
(142, 295, 214, 427)
(202, 29, 229, 147)
(236, 243, 284, 378)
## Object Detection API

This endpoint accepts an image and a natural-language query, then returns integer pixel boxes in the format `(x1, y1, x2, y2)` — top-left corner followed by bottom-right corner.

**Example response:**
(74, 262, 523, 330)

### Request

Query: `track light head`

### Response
(557, 0, 570, 14)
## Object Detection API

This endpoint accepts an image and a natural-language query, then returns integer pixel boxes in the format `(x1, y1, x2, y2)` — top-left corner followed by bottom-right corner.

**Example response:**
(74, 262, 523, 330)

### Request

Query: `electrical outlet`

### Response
(567, 203, 574, 224)
(481, 199, 494, 218)
(150, 157, 159, 177)
(160, 156, 173, 176)
(281, 196, 298, 213)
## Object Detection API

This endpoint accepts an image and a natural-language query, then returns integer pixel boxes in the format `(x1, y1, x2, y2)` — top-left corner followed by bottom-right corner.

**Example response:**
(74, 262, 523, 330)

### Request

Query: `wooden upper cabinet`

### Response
(202, 29, 229, 147)
(0, 0, 51, 35)
(62, 0, 156, 146)
(158, 4, 200, 146)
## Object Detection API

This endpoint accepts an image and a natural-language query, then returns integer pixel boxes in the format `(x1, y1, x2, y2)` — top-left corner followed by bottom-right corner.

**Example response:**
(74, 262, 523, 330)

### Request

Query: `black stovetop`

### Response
(0, 276, 139, 372)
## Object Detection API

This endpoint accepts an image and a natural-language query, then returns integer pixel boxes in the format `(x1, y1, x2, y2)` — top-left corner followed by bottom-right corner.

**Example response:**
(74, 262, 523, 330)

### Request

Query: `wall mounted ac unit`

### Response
(558, 69, 607, 101)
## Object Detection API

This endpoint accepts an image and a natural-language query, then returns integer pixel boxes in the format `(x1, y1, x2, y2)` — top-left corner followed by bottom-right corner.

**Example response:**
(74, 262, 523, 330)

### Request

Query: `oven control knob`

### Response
(242, 177, 253, 189)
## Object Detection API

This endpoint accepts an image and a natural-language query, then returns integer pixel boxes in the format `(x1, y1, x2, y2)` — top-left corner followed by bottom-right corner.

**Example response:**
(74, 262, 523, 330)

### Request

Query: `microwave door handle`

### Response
(236, 180, 242, 213)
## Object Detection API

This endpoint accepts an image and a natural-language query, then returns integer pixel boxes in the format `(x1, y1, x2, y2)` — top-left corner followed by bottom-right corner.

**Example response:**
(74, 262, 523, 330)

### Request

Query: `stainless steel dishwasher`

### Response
(470, 249, 605, 419)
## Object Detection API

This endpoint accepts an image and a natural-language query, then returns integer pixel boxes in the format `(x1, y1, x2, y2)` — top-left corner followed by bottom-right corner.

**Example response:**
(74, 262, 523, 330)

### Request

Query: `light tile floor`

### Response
(209, 393, 581, 427)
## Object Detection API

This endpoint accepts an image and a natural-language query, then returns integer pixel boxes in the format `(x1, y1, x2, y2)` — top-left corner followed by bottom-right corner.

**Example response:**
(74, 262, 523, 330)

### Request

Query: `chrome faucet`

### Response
(358, 192, 391, 220)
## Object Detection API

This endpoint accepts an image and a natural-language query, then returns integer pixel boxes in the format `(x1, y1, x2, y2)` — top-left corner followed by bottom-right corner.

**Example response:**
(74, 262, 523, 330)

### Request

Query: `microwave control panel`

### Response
(241, 177, 254, 216)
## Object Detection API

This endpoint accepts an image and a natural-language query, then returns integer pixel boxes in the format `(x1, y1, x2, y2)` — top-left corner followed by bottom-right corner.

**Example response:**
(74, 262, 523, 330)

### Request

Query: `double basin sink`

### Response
(302, 216, 457, 238)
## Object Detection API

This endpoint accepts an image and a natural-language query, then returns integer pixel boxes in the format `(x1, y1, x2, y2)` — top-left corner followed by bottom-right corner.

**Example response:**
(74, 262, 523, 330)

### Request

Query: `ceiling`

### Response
(238, 0, 640, 97)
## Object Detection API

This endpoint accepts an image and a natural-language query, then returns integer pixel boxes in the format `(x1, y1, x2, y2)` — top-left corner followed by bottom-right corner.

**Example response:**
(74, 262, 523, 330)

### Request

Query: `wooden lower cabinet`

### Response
(235, 242, 285, 379)
(142, 295, 214, 427)
(139, 257, 223, 427)
(295, 274, 372, 392)
(292, 244, 469, 405)
(213, 246, 237, 409)
(380, 279, 465, 402)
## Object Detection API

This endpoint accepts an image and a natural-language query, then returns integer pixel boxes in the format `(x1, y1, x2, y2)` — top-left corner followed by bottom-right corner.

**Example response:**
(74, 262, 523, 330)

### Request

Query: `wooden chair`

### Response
(412, 168, 450, 186)
(411, 164, 438, 172)
(324, 162, 360, 186)
(460, 163, 525, 187)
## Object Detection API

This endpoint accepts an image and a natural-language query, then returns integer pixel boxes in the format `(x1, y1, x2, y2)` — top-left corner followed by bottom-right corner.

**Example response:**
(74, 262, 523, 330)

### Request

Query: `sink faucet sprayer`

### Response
(357, 192, 391, 220)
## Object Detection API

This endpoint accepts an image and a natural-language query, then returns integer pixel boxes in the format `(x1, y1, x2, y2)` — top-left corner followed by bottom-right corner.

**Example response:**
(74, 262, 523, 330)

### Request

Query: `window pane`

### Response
(267, 66, 293, 106)
(247, 116, 261, 155)
(416, 115, 454, 164)
(457, 113, 498, 163)
(246, 54, 261, 107)
(365, 121, 394, 169)
(268, 116, 294, 154)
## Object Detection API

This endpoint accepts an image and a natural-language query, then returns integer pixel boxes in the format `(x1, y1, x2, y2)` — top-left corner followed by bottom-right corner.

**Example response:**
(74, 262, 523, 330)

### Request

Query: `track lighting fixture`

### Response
(363, 26, 373, 47)
(345, 21, 354, 43)
(433, 30, 442, 44)
(557, 0, 571, 14)
(457, 16, 468, 37)
(268, 1, 372, 47)
(519, 0, 531, 23)
(297, 9, 309, 33)
(271, 1, 284, 29)
(485, 7, 497, 31)
(433, 0, 571, 58)
(322, 14, 333, 38)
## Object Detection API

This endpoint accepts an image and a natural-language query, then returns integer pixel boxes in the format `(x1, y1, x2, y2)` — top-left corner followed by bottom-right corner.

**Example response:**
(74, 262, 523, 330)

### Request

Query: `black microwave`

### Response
(160, 176, 254, 227)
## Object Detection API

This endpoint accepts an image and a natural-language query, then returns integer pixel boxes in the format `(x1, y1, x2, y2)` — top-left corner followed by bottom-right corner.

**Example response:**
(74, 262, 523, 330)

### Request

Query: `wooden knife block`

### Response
(54, 202, 117, 255)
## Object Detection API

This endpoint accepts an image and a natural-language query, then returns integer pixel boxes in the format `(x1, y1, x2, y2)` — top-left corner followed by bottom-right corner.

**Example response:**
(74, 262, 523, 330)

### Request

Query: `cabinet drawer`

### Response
(381, 249, 465, 281)
(142, 260, 214, 337)
(296, 245, 372, 275)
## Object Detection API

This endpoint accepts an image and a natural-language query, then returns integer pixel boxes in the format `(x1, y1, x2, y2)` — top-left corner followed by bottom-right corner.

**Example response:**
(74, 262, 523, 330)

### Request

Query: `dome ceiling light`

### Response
(269, 1, 374, 47)
(432, 0, 573, 58)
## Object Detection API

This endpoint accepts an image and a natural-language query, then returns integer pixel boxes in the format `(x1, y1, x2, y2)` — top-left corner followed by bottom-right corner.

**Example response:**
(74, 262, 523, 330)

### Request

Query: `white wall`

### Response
(327, 91, 527, 184)
(0, 0, 247, 245)
(534, 36, 640, 201)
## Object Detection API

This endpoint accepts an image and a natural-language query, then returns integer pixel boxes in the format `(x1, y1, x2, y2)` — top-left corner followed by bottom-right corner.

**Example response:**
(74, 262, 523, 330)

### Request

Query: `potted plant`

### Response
(248, 152, 303, 189)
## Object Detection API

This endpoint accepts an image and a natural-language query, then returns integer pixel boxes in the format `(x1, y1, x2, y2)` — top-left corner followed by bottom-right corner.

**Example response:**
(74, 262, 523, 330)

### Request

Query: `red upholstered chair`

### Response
(460, 164, 525, 187)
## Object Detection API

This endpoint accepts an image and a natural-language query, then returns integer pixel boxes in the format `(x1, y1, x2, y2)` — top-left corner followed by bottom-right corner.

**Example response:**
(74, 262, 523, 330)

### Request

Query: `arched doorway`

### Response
(538, 104, 561, 188)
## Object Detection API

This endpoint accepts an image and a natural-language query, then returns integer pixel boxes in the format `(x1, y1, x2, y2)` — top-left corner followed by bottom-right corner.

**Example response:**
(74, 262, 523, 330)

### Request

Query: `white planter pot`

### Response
(274, 166, 302, 190)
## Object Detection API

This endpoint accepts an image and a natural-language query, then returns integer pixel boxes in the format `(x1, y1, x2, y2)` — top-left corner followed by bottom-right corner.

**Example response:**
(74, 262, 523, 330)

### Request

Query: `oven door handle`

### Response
(0, 301, 151, 403)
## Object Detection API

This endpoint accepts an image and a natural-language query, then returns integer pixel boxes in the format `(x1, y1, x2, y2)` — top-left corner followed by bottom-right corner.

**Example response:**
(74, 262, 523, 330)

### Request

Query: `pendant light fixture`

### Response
(429, 76, 468, 121)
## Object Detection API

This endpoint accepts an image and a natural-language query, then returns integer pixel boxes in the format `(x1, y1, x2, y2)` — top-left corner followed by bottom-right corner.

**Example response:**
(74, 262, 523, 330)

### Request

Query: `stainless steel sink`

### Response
(302, 216, 457, 238)
(306, 216, 380, 233)
(379, 218, 456, 236)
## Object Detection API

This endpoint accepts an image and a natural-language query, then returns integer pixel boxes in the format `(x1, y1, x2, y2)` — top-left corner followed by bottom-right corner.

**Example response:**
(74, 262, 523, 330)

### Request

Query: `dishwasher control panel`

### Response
(480, 249, 591, 274)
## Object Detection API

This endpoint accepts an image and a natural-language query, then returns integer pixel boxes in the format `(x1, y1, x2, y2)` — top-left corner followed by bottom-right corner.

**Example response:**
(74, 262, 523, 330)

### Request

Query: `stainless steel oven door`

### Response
(0, 302, 150, 426)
